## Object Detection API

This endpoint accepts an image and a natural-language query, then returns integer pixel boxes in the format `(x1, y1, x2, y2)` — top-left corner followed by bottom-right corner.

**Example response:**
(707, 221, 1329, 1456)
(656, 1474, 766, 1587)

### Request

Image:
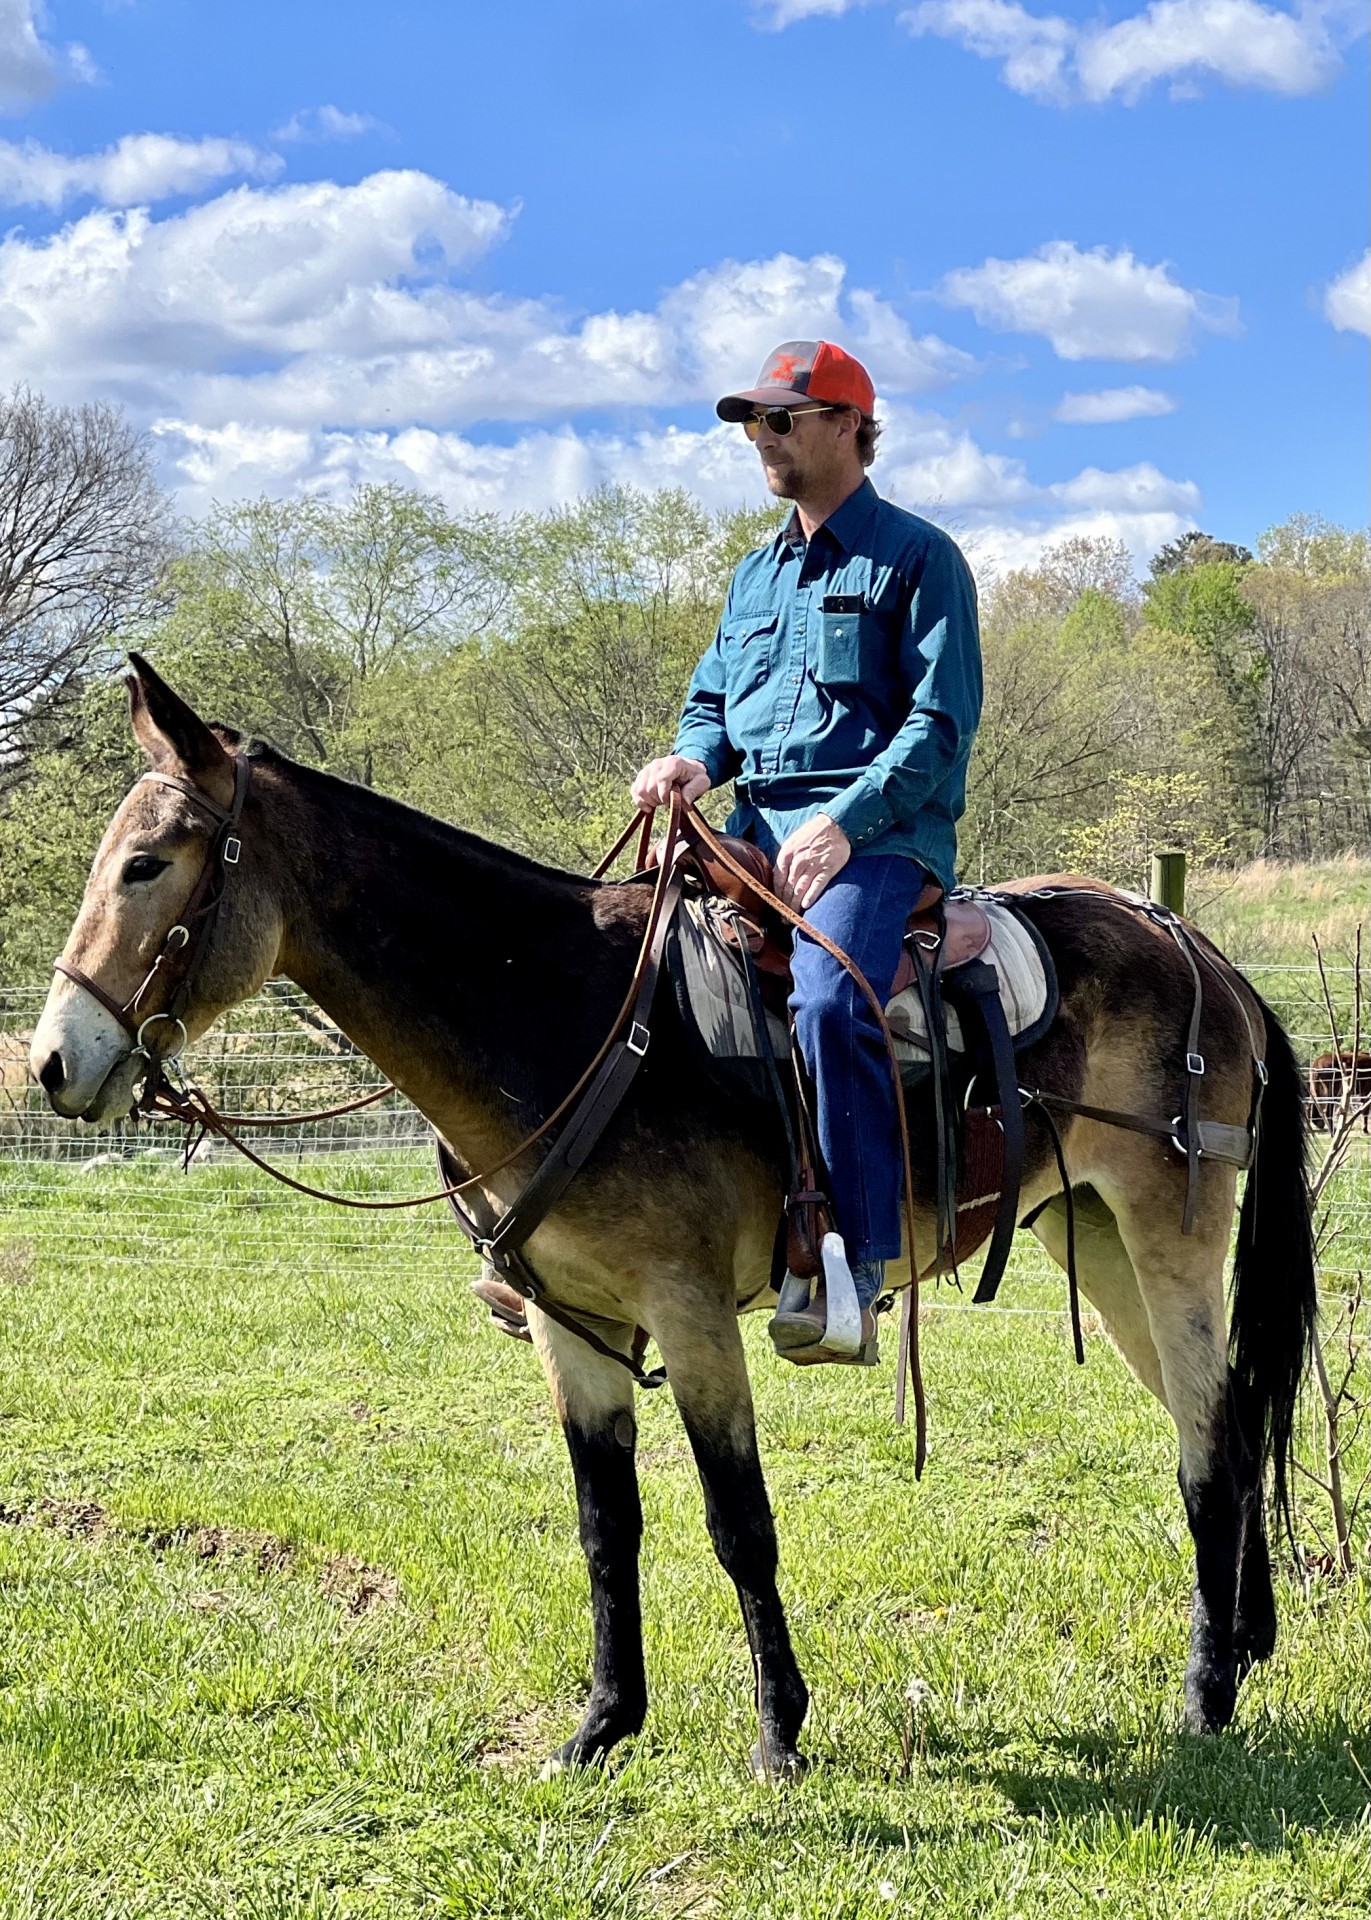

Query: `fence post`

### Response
(1150, 849, 1187, 916)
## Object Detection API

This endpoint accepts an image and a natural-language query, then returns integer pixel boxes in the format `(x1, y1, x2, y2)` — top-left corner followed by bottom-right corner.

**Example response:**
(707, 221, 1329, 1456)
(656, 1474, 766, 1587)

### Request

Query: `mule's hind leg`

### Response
(650, 1293, 810, 1778)
(528, 1307, 649, 1769)
(1230, 1374, 1277, 1674)
(1033, 1183, 1274, 1699)
(1030, 1185, 1165, 1399)
(1101, 1162, 1246, 1733)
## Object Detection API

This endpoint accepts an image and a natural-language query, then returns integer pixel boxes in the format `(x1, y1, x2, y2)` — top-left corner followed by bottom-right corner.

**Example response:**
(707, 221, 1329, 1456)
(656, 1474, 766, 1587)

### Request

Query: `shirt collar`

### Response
(770, 476, 879, 562)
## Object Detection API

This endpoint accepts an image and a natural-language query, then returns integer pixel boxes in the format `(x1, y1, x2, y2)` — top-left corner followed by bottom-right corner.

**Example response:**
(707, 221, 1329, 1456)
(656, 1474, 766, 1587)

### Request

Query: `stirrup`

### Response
(768, 1233, 864, 1357)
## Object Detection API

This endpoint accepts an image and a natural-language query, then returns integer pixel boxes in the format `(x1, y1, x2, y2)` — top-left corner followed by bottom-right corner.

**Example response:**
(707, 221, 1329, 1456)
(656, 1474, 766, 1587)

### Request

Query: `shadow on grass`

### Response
(974, 1712, 1369, 1849)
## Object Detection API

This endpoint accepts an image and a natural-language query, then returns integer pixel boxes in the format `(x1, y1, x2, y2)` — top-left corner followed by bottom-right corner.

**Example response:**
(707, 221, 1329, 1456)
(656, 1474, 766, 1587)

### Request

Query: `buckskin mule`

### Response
(32, 659, 1316, 1771)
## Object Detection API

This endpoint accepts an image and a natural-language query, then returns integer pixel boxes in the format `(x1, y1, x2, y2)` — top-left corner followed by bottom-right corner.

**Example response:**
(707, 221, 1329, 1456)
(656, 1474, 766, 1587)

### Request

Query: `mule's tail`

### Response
(1229, 990, 1317, 1521)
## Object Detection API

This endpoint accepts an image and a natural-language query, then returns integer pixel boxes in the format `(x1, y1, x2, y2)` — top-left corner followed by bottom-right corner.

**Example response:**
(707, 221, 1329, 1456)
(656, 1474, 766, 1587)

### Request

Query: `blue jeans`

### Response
(788, 855, 927, 1267)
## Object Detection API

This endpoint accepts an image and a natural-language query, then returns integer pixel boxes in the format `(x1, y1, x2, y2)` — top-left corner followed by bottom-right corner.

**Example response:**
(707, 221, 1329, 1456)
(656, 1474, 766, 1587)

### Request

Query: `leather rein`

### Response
(50, 777, 928, 1434)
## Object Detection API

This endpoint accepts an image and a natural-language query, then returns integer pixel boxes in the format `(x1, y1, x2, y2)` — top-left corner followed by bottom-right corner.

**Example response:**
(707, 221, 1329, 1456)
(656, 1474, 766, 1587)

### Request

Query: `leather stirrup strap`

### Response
(949, 962, 1026, 1308)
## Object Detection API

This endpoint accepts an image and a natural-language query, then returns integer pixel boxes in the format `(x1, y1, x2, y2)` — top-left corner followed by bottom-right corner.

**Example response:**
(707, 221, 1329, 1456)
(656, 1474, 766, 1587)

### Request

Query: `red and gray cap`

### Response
(716, 340, 876, 422)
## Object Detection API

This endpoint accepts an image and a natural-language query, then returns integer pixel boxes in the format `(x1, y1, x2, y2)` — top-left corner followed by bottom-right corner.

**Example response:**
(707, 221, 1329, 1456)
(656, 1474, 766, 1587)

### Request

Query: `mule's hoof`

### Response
(750, 1741, 809, 1783)
(1183, 1672, 1237, 1736)
(541, 1740, 604, 1779)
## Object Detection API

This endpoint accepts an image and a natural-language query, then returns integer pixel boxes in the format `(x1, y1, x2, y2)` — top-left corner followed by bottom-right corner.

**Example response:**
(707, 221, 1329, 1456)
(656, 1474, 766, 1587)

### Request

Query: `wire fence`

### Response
(1, 967, 1366, 1293)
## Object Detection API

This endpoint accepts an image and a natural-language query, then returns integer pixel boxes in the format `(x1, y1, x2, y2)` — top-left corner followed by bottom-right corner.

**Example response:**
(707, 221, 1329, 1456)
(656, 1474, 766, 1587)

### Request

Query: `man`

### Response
(632, 340, 982, 1364)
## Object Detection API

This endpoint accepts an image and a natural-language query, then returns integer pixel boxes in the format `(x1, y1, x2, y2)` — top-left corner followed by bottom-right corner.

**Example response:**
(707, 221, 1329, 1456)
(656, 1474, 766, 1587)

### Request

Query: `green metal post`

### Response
(1150, 849, 1187, 916)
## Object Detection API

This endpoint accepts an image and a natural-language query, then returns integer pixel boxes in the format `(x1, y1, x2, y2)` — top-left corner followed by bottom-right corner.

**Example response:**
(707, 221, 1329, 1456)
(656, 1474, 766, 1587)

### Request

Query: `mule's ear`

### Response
(125, 652, 235, 807)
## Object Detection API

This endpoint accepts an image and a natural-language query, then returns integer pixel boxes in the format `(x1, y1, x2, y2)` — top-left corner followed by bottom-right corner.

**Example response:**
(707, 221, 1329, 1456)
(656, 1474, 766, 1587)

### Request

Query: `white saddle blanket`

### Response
(672, 892, 1052, 1074)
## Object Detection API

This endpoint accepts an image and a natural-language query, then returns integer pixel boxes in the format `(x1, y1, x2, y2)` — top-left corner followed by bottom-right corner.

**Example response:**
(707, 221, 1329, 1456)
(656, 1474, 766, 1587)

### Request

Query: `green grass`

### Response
(0, 1162, 1366, 1918)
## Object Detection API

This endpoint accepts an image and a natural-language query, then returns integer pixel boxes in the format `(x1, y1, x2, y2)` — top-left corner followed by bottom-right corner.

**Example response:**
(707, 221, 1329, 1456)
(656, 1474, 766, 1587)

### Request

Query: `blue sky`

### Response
(2, 0, 1365, 573)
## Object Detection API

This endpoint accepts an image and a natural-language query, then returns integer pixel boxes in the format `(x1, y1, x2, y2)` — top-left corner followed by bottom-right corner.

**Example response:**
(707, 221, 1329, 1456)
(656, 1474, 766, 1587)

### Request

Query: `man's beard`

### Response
(762, 454, 803, 499)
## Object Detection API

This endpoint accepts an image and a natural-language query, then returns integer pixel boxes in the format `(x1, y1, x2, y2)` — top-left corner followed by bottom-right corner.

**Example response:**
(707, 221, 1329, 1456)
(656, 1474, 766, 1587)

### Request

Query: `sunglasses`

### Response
(742, 404, 845, 441)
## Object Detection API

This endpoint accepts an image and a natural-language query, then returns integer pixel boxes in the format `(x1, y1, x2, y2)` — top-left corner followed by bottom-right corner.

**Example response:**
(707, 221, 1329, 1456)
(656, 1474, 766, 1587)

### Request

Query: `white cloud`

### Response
(150, 399, 1196, 581)
(0, 132, 282, 208)
(0, 175, 971, 436)
(938, 241, 1238, 360)
(756, 0, 871, 24)
(901, 0, 1345, 103)
(0, 0, 91, 112)
(1324, 249, 1371, 337)
(903, 0, 1076, 98)
(1054, 384, 1176, 422)
(3, 157, 1195, 573)
(273, 105, 382, 142)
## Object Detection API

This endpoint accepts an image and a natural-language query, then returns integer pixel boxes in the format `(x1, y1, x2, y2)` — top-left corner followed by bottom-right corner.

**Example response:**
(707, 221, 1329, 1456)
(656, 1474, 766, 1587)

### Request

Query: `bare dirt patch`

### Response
(0, 1496, 111, 1538)
(320, 1551, 400, 1614)
(143, 1522, 295, 1573)
(0, 1239, 36, 1286)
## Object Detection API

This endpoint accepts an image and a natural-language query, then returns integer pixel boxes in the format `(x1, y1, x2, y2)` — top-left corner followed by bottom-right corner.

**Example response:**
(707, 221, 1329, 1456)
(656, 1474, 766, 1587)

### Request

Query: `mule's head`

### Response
(31, 656, 284, 1122)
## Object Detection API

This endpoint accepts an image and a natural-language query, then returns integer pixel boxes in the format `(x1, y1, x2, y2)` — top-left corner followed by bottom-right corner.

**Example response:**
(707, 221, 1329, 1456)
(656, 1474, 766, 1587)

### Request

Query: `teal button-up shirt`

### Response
(672, 479, 982, 893)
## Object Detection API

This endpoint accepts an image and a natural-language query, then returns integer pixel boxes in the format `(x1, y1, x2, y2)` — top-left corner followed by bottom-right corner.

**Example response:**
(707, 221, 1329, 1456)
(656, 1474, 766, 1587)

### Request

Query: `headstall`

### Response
(52, 757, 252, 1103)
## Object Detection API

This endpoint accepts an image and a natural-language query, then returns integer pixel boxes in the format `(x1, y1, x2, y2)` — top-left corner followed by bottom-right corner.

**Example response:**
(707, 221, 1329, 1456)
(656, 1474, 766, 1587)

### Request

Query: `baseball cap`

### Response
(716, 340, 876, 422)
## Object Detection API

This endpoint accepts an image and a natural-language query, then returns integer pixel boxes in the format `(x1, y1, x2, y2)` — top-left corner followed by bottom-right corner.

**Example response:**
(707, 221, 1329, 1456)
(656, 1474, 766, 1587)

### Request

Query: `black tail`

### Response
(1229, 990, 1317, 1522)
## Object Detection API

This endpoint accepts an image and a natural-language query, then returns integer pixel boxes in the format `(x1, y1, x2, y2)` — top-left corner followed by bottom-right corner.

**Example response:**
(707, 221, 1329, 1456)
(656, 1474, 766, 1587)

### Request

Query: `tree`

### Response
(1149, 530, 1253, 576)
(150, 485, 514, 785)
(0, 389, 170, 783)
(1256, 513, 1369, 579)
(428, 488, 770, 866)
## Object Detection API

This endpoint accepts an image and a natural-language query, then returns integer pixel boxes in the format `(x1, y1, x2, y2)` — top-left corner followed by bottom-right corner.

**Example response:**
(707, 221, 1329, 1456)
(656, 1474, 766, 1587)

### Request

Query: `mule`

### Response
(32, 659, 1316, 1773)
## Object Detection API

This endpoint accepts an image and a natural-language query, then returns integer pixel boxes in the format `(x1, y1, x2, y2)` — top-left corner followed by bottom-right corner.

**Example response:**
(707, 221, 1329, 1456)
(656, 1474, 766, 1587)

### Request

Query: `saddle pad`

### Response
(669, 892, 1053, 1077)
(886, 897, 1052, 1056)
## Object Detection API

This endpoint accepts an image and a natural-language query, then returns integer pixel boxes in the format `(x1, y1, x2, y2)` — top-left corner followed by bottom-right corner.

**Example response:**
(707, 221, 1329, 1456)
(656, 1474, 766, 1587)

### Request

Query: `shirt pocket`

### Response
(818, 608, 884, 687)
(722, 611, 778, 695)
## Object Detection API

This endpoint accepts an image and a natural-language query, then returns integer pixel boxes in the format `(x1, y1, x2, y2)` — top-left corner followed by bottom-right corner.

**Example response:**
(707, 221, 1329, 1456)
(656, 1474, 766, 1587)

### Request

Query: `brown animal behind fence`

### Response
(1308, 1049, 1371, 1133)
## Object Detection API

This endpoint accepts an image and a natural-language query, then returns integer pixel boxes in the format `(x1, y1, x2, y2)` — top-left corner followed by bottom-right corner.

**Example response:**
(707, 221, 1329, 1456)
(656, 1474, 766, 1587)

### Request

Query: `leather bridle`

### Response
(52, 757, 252, 1101)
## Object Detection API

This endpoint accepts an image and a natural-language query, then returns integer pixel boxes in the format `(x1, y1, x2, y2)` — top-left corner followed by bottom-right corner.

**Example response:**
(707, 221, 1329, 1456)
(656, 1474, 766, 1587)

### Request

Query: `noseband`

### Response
(52, 757, 251, 1101)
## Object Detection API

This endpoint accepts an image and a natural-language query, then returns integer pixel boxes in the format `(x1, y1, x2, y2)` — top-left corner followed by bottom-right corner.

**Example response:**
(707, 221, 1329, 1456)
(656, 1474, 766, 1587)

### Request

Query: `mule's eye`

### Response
(122, 854, 168, 885)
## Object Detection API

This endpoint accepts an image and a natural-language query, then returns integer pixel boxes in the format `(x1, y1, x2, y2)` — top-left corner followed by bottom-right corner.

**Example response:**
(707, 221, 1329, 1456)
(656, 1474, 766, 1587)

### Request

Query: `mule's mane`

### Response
(217, 728, 604, 897)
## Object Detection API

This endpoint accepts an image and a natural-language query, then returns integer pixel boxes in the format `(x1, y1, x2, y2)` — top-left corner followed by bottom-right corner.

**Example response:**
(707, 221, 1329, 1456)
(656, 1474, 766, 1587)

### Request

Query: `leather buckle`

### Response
(223, 836, 242, 865)
(1254, 1058, 1268, 1085)
(1186, 1052, 1205, 1076)
(627, 1021, 651, 1057)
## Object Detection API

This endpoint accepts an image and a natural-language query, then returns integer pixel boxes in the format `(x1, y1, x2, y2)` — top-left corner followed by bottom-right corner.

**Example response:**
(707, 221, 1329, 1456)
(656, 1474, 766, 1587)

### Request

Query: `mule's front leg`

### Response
(529, 1308, 647, 1769)
(659, 1307, 809, 1777)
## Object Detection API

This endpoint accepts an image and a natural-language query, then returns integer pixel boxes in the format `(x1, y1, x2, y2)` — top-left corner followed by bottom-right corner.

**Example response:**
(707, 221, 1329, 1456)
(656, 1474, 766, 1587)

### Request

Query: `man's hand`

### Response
(631, 754, 711, 810)
(774, 812, 852, 913)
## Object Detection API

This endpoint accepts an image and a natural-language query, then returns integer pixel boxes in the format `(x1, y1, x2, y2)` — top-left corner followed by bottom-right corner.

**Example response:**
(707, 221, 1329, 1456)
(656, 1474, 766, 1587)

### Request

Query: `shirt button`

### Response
(774, 723, 785, 731)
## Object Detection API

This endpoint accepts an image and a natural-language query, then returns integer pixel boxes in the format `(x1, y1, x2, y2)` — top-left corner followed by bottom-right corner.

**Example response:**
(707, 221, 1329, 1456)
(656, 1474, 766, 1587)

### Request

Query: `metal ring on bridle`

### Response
(135, 1011, 188, 1060)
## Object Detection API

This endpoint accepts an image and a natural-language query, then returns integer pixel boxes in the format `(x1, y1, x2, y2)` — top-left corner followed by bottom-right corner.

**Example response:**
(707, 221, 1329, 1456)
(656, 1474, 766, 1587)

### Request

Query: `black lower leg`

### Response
(1229, 1371, 1277, 1672)
(554, 1411, 647, 1767)
(680, 1409, 809, 1774)
(1179, 1424, 1242, 1733)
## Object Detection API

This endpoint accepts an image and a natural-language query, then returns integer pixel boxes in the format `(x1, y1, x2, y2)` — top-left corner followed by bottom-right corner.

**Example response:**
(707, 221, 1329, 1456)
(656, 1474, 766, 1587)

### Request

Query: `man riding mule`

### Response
(633, 340, 982, 1366)
(33, 644, 1311, 1772)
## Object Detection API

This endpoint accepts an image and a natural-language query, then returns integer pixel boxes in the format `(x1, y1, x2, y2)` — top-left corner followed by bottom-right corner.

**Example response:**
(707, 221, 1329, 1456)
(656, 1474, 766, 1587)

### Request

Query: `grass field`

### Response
(0, 1156, 1366, 1919)
(1192, 851, 1367, 962)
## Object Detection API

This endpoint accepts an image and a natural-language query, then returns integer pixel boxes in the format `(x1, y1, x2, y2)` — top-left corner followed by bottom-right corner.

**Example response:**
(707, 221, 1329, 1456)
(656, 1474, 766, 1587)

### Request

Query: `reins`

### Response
(50, 776, 925, 1438)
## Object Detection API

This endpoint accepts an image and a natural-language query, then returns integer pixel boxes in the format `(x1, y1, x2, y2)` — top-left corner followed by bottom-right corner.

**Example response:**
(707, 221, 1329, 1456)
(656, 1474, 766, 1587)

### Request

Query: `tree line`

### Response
(0, 386, 1366, 985)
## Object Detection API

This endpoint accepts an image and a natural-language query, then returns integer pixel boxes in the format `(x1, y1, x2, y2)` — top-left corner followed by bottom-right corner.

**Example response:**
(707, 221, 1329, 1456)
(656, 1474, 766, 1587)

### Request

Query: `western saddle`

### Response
(685, 832, 993, 992)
